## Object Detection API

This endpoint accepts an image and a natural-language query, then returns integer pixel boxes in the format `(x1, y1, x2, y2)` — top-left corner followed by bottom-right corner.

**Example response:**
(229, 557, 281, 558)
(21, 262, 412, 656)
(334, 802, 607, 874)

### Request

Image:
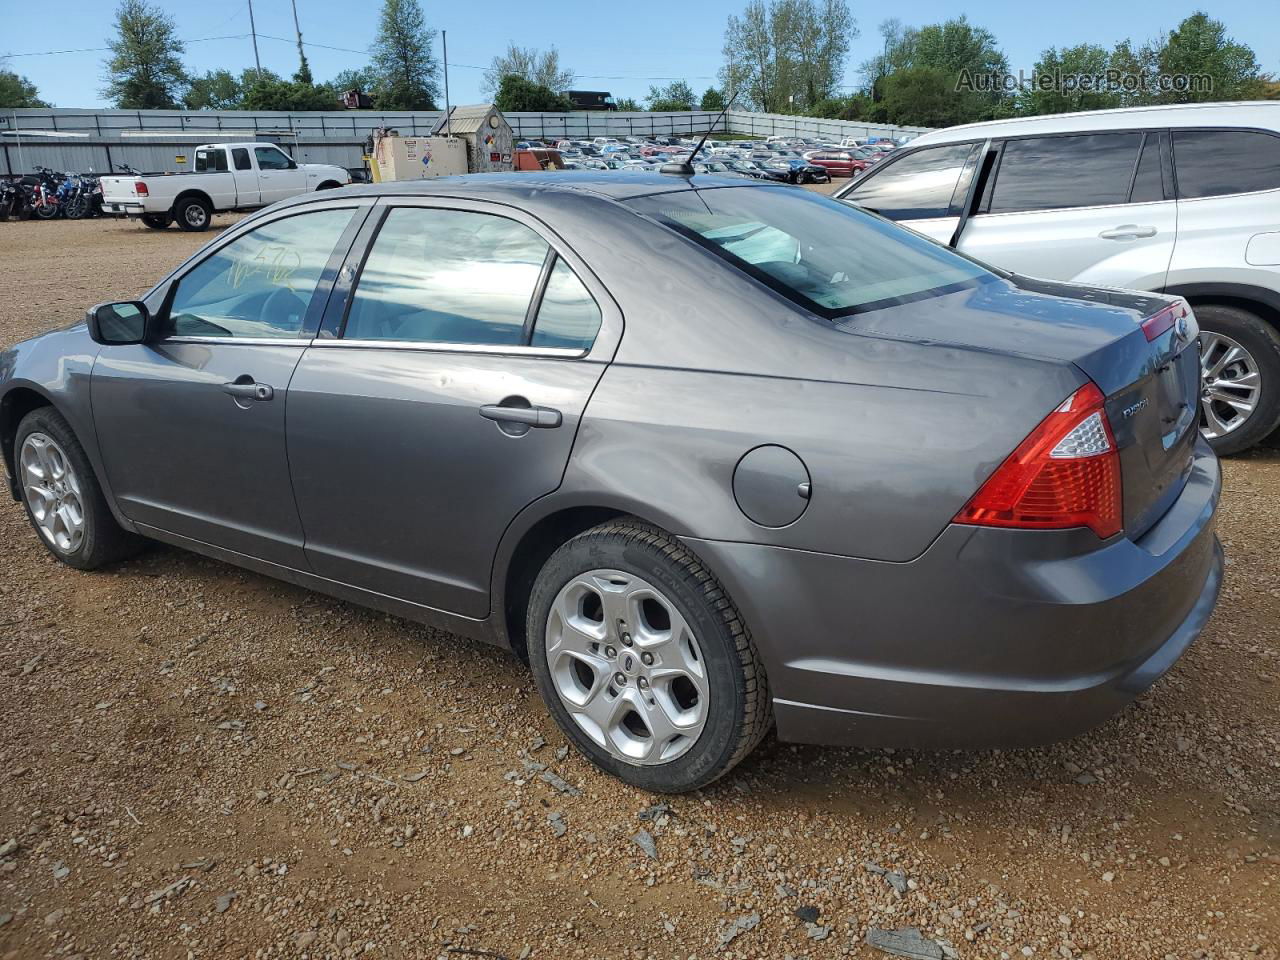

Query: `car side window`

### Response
(343, 207, 549, 345)
(195, 149, 227, 172)
(1129, 133, 1165, 203)
(254, 147, 293, 171)
(531, 259, 602, 351)
(164, 209, 354, 339)
(987, 133, 1142, 213)
(844, 143, 978, 221)
(232, 148, 252, 171)
(1173, 130, 1280, 199)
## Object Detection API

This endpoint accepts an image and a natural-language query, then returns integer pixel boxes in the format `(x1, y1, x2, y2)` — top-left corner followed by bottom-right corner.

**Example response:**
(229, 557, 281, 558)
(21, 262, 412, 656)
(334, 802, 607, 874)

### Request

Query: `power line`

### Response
(3, 34, 252, 58)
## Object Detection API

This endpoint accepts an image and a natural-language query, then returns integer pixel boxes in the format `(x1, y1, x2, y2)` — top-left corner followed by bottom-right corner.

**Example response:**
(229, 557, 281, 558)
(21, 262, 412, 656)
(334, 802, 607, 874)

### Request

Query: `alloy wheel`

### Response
(185, 204, 208, 228)
(1199, 331, 1262, 440)
(545, 570, 708, 765)
(20, 433, 86, 553)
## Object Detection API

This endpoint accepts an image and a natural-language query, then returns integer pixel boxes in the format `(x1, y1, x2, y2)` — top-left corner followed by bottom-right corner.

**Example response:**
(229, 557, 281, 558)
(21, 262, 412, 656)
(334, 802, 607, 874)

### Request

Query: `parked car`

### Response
(765, 156, 831, 184)
(99, 142, 350, 232)
(803, 150, 869, 177)
(837, 101, 1280, 454)
(515, 148, 566, 172)
(0, 173, 1223, 793)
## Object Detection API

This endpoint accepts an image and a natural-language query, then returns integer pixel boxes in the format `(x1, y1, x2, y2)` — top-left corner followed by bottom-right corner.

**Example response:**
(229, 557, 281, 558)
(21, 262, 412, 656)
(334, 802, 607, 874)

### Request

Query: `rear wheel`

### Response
(15, 407, 142, 570)
(174, 197, 212, 232)
(527, 520, 770, 793)
(1194, 304, 1280, 456)
(140, 213, 171, 229)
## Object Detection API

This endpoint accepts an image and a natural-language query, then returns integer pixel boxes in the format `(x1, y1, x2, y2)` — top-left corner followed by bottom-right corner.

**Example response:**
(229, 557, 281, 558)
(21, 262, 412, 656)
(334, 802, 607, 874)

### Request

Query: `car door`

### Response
(90, 201, 369, 567)
(230, 146, 262, 207)
(954, 131, 1176, 289)
(838, 142, 983, 244)
(254, 145, 306, 205)
(286, 199, 620, 619)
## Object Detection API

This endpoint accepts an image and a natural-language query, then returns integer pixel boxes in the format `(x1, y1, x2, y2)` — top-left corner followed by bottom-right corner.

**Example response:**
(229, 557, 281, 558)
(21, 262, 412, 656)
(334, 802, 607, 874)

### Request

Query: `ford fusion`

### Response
(0, 173, 1223, 793)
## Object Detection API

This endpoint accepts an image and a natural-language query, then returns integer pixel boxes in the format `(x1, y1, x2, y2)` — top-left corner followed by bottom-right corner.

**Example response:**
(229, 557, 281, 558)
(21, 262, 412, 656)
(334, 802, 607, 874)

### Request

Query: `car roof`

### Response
(910, 100, 1280, 146)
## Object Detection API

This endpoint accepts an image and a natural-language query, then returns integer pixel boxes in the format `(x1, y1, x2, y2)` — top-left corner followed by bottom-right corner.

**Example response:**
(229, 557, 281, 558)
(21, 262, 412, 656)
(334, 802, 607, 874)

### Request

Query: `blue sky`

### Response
(5, 1, 1277, 110)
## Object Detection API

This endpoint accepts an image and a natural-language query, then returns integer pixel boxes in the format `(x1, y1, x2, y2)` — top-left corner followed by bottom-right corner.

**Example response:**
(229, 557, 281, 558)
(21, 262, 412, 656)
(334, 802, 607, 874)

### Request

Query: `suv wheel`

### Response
(15, 407, 142, 569)
(527, 520, 770, 793)
(1195, 305, 1280, 455)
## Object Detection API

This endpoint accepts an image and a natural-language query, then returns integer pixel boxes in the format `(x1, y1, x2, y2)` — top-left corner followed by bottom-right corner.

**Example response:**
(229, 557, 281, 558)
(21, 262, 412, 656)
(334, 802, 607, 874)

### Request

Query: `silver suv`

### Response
(837, 101, 1280, 454)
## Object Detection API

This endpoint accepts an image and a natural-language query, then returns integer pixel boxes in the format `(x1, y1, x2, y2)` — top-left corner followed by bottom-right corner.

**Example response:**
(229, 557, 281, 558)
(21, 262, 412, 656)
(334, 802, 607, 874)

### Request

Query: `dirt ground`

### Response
(0, 214, 1277, 960)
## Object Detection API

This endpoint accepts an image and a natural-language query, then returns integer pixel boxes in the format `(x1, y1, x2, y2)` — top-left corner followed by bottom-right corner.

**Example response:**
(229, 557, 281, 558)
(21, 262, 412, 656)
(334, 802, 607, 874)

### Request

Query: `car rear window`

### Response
(628, 186, 995, 317)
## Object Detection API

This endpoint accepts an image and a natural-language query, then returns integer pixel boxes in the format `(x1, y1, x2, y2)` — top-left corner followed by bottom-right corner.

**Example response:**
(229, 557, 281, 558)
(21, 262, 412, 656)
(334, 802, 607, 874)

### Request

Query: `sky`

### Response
(4, 0, 1278, 111)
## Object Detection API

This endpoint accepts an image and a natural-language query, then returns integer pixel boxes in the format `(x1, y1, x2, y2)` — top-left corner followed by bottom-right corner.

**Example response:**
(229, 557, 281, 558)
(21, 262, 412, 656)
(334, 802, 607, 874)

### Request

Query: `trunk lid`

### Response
(838, 274, 1201, 539)
(100, 176, 144, 202)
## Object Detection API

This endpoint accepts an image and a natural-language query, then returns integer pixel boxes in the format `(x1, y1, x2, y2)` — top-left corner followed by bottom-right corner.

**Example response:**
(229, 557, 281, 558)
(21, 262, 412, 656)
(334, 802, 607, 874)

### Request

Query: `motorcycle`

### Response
(0, 178, 32, 221)
(28, 166, 64, 220)
(61, 171, 102, 220)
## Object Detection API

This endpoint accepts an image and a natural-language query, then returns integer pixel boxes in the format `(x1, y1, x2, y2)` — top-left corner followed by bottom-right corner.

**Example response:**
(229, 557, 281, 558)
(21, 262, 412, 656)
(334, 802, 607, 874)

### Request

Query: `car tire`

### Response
(527, 519, 771, 793)
(15, 407, 143, 570)
(174, 197, 212, 232)
(1194, 304, 1280, 456)
(140, 213, 171, 229)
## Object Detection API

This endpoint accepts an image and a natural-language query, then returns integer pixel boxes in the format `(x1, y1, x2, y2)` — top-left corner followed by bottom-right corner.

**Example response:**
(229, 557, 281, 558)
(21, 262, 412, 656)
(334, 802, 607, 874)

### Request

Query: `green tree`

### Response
(370, 0, 439, 110)
(700, 87, 727, 111)
(646, 80, 697, 111)
(1018, 44, 1119, 115)
(482, 45, 573, 99)
(614, 97, 642, 111)
(183, 69, 245, 110)
(331, 66, 382, 101)
(874, 66, 982, 127)
(493, 75, 573, 113)
(0, 68, 49, 108)
(242, 75, 336, 111)
(102, 0, 187, 109)
(1151, 11, 1266, 103)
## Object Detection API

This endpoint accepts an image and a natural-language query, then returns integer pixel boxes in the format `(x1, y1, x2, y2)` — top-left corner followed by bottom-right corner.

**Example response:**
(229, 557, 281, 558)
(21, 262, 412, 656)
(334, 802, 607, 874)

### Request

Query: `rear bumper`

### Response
(103, 202, 145, 216)
(683, 437, 1223, 749)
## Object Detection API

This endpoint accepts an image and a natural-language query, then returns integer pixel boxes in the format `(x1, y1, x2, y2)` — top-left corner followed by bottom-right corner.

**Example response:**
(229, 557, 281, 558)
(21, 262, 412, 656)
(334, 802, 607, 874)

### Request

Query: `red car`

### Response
(802, 150, 868, 177)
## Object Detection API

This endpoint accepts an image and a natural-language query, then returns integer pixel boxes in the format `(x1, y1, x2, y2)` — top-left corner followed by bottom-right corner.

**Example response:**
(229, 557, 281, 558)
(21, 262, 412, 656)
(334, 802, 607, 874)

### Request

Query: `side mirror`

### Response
(287, 159, 298, 170)
(87, 301, 151, 345)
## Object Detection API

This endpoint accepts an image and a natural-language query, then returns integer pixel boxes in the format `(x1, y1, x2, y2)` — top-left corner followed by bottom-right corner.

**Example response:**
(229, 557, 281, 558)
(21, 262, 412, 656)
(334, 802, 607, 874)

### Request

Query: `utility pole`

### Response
(290, 0, 306, 72)
(442, 30, 452, 136)
(247, 0, 263, 75)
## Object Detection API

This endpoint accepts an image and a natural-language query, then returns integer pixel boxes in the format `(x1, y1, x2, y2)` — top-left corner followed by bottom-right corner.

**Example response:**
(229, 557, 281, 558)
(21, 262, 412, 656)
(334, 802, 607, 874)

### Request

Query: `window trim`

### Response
(1170, 126, 1280, 201)
(324, 196, 618, 360)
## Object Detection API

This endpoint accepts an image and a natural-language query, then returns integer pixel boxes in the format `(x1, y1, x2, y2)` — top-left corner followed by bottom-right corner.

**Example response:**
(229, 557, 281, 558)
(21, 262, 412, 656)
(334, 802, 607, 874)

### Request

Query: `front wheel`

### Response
(1195, 304, 1280, 455)
(15, 407, 142, 570)
(527, 520, 770, 793)
(140, 213, 171, 229)
(34, 202, 59, 220)
(174, 197, 212, 232)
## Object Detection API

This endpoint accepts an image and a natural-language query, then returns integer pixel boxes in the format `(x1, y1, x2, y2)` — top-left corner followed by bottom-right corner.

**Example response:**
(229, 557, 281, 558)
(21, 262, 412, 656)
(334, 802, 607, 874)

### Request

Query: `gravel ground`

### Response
(0, 215, 1277, 960)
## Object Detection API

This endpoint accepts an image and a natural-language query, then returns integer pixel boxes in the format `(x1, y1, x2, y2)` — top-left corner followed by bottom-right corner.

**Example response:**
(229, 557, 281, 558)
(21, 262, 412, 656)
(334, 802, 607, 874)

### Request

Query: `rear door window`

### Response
(843, 143, 978, 220)
(1172, 130, 1280, 198)
(1129, 133, 1166, 203)
(986, 133, 1142, 213)
(232, 148, 252, 171)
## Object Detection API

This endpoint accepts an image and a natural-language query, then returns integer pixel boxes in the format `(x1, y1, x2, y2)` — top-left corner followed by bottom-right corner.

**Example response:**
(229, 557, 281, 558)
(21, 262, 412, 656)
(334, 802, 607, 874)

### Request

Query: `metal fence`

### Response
(1, 107, 931, 176)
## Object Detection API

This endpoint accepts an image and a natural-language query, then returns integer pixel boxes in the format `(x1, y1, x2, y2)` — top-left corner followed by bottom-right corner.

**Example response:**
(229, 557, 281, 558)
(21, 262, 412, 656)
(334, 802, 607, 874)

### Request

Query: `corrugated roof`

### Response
(431, 105, 503, 136)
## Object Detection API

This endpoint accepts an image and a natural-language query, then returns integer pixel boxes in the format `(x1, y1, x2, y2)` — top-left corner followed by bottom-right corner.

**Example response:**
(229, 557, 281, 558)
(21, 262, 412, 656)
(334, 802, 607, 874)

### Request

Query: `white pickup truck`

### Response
(100, 142, 351, 232)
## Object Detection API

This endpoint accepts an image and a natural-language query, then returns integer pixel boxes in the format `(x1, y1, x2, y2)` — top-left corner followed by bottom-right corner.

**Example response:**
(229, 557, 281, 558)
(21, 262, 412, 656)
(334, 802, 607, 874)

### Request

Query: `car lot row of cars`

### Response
(513, 134, 910, 184)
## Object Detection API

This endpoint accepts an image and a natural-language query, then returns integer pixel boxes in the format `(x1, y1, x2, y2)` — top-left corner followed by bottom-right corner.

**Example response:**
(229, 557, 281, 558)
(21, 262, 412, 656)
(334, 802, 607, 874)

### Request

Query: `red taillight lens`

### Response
(134, 181, 148, 197)
(955, 382, 1123, 539)
(1141, 299, 1187, 342)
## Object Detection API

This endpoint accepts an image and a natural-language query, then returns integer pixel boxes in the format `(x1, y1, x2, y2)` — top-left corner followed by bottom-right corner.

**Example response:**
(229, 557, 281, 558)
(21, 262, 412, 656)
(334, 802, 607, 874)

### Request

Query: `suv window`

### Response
(254, 146, 294, 171)
(987, 133, 1142, 213)
(1130, 133, 1165, 203)
(165, 209, 353, 339)
(232, 148, 252, 171)
(344, 208, 549, 345)
(843, 143, 978, 221)
(1173, 130, 1280, 198)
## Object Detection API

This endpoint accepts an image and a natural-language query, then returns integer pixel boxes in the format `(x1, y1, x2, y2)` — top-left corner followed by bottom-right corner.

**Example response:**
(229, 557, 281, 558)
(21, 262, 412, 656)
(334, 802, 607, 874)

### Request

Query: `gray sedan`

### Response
(0, 173, 1223, 792)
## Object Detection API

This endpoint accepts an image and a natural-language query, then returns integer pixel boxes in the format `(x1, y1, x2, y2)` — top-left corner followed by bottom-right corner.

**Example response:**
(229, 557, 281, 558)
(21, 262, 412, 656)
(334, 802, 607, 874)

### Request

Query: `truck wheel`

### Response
(140, 213, 171, 229)
(174, 197, 212, 232)
(1195, 304, 1280, 456)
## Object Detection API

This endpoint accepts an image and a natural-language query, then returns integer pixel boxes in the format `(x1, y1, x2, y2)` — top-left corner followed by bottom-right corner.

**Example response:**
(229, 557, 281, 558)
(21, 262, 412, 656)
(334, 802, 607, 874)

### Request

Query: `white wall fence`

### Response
(1, 108, 930, 175)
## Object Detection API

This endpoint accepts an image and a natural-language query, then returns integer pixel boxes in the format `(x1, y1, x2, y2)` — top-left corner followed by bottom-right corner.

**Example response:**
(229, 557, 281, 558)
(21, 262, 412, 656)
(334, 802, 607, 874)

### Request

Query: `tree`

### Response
(102, 0, 187, 108)
(0, 67, 49, 108)
(331, 66, 382, 100)
(875, 66, 983, 127)
(482, 45, 573, 99)
(183, 69, 245, 110)
(700, 87, 727, 111)
(242, 76, 337, 111)
(615, 97, 642, 111)
(1150, 11, 1266, 103)
(493, 75, 573, 113)
(1018, 44, 1119, 115)
(646, 80, 697, 111)
(721, 0, 857, 113)
(370, 0, 439, 110)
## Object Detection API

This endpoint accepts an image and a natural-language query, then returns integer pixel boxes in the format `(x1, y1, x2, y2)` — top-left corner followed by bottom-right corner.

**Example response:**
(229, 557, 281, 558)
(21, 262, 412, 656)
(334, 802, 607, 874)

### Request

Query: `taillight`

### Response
(1141, 299, 1187, 342)
(955, 382, 1123, 539)
(134, 181, 148, 197)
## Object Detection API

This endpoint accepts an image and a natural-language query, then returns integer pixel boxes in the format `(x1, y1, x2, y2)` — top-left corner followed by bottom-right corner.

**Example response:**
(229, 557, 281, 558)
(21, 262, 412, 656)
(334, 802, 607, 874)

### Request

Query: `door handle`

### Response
(222, 380, 274, 401)
(1099, 224, 1157, 240)
(479, 403, 562, 428)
